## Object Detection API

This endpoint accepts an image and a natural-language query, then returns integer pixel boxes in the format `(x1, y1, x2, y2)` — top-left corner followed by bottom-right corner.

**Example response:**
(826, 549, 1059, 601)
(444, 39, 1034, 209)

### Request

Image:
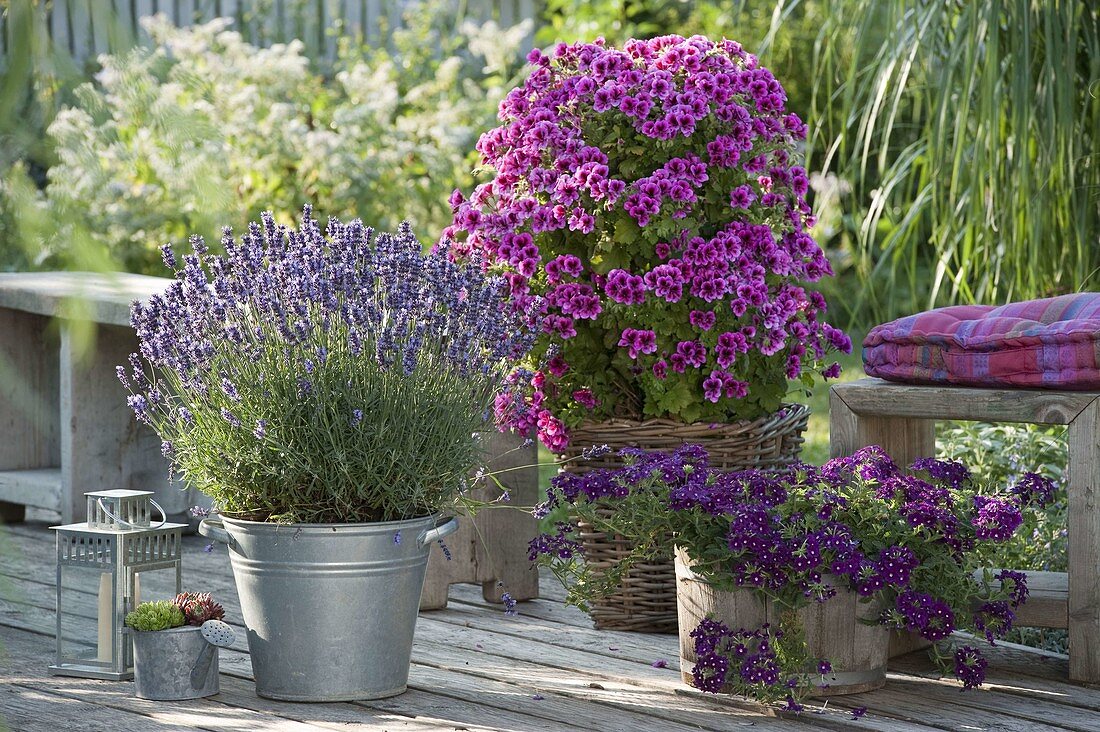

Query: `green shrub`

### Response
(124, 600, 186, 631)
(937, 421, 1067, 573)
(4, 10, 529, 273)
(936, 420, 1068, 654)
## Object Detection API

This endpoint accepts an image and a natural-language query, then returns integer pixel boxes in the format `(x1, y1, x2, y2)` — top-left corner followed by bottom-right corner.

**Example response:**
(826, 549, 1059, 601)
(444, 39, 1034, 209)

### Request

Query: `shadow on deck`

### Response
(1, 522, 1095, 731)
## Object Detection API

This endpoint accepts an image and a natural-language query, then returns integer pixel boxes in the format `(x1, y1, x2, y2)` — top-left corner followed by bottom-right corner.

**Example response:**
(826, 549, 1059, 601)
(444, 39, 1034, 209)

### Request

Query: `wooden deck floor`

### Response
(1, 521, 1097, 732)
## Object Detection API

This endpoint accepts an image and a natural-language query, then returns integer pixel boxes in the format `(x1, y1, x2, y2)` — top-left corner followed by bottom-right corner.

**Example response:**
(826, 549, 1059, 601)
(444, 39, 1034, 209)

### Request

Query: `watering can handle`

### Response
(198, 518, 231, 545)
(417, 517, 459, 549)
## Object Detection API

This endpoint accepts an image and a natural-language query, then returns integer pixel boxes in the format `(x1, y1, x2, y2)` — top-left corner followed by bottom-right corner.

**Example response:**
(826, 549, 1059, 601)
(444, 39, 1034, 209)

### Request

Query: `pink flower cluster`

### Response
(444, 35, 850, 450)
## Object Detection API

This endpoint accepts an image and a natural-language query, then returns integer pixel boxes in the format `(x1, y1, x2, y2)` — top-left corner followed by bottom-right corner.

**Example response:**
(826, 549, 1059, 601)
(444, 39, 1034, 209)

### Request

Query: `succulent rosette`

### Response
(443, 35, 852, 451)
(174, 592, 226, 626)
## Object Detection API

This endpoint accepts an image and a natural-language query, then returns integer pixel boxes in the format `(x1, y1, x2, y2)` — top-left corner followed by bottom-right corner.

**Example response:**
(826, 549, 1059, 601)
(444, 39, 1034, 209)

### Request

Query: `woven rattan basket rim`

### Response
(571, 402, 808, 429)
(562, 404, 810, 632)
(563, 403, 808, 444)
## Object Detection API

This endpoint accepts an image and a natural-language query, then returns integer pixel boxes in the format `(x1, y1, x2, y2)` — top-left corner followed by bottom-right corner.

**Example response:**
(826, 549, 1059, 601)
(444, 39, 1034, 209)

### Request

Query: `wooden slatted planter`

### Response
(675, 549, 890, 697)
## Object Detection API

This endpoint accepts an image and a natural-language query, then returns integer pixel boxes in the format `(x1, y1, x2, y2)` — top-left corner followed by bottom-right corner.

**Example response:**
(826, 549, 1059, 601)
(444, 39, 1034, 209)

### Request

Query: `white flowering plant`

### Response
(9, 10, 530, 273)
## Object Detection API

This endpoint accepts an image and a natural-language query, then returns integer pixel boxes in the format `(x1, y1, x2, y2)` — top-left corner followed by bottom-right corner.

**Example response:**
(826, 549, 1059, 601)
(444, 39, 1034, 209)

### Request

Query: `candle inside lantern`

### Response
(96, 572, 111, 662)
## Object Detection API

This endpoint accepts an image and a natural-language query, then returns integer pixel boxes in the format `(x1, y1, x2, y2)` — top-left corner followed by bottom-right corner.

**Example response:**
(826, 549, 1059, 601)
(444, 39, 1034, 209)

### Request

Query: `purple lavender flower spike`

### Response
(161, 243, 177, 270)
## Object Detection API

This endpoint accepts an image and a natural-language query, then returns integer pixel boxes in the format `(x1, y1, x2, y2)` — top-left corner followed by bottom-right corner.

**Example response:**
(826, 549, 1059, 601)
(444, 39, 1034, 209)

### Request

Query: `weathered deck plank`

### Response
(0, 682, 195, 732)
(0, 522, 1095, 731)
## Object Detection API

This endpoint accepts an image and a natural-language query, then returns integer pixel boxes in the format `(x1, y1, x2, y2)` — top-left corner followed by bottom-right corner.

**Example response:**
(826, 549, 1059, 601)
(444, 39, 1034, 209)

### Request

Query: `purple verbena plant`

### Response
(530, 444, 1054, 702)
(121, 207, 538, 523)
(443, 35, 851, 451)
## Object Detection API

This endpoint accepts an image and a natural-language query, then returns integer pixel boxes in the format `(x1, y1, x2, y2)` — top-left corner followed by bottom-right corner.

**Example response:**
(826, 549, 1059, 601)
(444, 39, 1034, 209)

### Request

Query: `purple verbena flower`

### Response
(1011, 472, 1057, 508)
(972, 496, 1023, 542)
(953, 646, 988, 689)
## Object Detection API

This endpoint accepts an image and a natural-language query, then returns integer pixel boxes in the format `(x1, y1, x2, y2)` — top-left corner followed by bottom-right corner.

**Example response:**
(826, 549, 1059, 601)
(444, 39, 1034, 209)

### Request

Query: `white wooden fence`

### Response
(1, 0, 538, 67)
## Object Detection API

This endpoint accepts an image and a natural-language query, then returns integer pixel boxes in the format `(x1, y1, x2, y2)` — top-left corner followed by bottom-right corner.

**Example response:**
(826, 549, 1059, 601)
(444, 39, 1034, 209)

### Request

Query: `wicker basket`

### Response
(560, 403, 810, 633)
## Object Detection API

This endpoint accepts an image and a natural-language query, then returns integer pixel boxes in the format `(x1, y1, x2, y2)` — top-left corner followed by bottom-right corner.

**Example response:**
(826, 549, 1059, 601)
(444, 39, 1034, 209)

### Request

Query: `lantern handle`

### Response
(96, 497, 168, 530)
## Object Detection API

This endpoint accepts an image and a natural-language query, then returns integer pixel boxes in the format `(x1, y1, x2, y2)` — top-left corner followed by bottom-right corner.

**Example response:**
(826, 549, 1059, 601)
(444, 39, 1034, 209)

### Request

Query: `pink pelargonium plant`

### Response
(442, 35, 852, 452)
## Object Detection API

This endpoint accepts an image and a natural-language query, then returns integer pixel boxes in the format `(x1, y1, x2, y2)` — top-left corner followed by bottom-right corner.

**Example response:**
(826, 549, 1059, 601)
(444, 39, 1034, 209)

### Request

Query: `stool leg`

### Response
(830, 388, 936, 658)
(1068, 398, 1100, 683)
(420, 435, 541, 610)
(0, 310, 58, 521)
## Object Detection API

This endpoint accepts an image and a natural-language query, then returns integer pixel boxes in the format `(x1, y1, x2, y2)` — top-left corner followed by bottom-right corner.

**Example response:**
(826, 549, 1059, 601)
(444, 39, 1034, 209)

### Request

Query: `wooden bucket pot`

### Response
(675, 549, 890, 696)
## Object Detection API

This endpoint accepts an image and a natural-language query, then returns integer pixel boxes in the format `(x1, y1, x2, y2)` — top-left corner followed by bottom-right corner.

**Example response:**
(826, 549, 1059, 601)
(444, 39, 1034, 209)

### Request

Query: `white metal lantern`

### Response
(49, 489, 185, 680)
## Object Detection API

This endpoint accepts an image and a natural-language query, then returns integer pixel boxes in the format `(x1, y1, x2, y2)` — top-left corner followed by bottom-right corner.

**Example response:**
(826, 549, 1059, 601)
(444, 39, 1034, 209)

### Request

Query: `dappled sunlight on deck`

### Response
(2, 523, 1095, 731)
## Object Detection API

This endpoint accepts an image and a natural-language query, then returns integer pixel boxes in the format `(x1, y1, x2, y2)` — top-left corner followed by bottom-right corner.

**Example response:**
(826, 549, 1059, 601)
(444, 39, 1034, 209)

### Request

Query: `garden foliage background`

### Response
(1, 0, 1095, 326)
(0, 0, 1095, 648)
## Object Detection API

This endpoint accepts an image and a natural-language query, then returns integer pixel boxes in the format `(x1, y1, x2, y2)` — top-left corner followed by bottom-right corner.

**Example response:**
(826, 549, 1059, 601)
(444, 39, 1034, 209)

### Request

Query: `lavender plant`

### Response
(531, 445, 1054, 703)
(121, 207, 538, 524)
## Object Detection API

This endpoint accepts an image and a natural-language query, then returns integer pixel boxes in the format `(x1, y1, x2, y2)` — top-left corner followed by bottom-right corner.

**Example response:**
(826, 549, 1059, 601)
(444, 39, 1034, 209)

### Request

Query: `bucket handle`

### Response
(418, 517, 459, 549)
(198, 517, 232, 546)
(98, 497, 167, 530)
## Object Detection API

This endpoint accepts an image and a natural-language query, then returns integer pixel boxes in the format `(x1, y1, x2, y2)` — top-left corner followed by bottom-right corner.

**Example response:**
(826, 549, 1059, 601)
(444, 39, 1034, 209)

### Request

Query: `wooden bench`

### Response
(0, 272, 201, 525)
(830, 377, 1100, 683)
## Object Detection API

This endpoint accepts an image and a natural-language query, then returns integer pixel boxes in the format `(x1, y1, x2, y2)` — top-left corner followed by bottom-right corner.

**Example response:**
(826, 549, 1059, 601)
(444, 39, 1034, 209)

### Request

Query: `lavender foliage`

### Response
(123, 207, 537, 523)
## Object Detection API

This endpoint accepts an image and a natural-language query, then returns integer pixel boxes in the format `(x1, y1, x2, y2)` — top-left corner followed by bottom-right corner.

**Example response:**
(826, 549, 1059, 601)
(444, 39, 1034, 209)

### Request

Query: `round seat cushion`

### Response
(863, 293, 1100, 390)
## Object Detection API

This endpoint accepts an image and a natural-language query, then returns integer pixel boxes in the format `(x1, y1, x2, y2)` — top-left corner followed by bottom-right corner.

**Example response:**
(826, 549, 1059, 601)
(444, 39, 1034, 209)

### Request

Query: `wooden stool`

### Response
(830, 377, 1100, 683)
(420, 432, 540, 610)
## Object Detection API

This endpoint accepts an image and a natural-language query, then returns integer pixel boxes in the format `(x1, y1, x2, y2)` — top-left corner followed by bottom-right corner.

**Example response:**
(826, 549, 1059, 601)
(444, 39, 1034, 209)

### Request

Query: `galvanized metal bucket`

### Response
(199, 514, 458, 702)
(131, 625, 219, 700)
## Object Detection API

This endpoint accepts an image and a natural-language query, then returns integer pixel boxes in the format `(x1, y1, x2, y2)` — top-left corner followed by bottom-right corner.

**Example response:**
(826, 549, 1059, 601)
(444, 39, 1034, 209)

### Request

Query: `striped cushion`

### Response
(863, 293, 1100, 390)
